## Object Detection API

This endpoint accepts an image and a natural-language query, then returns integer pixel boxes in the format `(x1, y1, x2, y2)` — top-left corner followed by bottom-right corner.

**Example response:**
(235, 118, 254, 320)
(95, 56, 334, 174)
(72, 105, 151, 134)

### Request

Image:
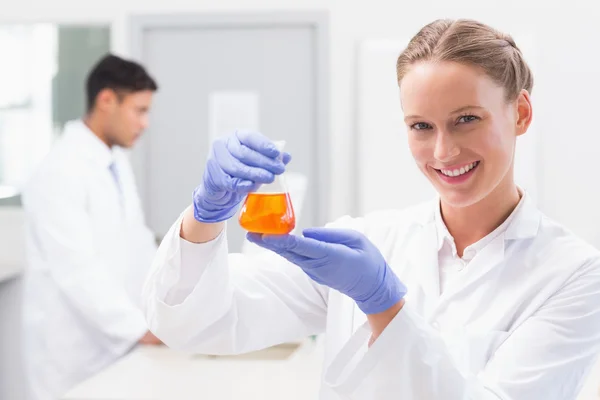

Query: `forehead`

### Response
(120, 90, 154, 105)
(400, 61, 505, 115)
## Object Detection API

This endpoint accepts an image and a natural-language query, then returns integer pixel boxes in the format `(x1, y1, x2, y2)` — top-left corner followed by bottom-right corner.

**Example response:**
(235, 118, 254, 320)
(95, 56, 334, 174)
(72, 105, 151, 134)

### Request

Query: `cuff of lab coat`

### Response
(324, 306, 444, 399)
(161, 221, 227, 306)
(146, 213, 234, 345)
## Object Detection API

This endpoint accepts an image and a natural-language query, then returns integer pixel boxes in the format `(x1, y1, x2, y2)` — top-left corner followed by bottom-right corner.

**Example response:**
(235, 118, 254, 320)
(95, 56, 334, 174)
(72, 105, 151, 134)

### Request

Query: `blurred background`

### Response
(0, 0, 599, 399)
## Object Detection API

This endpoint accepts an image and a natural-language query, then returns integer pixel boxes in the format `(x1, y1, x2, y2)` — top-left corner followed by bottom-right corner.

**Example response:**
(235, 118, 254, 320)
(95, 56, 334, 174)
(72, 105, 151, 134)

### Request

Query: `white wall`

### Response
(3, 0, 600, 245)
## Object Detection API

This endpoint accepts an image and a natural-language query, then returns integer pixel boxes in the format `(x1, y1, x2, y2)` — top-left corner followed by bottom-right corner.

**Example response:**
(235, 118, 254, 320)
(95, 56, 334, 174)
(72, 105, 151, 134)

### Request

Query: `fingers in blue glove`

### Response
(227, 135, 286, 175)
(213, 140, 276, 185)
(235, 131, 281, 159)
(246, 231, 352, 261)
(302, 228, 365, 248)
(235, 131, 292, 165)
(268, 234, 332, 258)
(246, 233, 311, 264)
(220, 175, 260, 194)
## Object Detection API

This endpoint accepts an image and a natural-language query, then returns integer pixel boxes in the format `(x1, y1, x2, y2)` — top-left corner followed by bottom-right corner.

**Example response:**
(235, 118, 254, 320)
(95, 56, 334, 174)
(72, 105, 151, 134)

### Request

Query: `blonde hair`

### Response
(397, 19, 534, 101)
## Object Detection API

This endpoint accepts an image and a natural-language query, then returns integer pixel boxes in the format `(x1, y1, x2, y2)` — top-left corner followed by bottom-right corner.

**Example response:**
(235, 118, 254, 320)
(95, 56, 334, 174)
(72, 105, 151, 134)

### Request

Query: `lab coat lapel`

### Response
(351, 204, 440, 330)
(437, 233, 505, 306)
(406, 220, 440, 319)
(435, 192, 541, 308)
(69, 121, 131, 217)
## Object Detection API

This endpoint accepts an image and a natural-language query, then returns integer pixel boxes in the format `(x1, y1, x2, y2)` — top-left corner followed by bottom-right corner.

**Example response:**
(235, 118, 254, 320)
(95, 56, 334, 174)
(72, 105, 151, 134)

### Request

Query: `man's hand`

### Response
(138, 331, 163, 345)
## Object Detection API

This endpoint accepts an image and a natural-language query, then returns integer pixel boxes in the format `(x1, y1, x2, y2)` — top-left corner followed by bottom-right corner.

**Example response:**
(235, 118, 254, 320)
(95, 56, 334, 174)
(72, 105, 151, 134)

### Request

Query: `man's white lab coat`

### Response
(22, 120, 157, 400)
(143, 191, 600, 399)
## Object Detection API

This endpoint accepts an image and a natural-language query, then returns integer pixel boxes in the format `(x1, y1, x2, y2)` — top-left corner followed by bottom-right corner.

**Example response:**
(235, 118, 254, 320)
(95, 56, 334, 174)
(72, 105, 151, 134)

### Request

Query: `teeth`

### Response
(441, 161, 478, 177)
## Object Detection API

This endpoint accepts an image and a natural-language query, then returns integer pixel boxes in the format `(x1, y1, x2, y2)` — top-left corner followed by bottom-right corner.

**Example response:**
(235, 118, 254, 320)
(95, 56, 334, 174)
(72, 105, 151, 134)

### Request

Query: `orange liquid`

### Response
(238, 193, 296, 235)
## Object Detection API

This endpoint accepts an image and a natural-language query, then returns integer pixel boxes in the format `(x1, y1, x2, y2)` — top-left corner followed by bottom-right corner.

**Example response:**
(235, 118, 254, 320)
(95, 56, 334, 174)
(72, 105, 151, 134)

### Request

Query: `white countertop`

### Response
(0, 263, 22, 283)
(62, 338, 600, 400)
(579, 356, 600, 400)
(0, 207, 25, 284)
(62, 340, 324, 400)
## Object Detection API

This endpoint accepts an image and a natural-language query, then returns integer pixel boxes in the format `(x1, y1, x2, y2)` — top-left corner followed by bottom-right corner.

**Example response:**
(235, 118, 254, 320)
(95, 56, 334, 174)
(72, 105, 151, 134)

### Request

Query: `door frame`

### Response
(128, 11, 330, 228)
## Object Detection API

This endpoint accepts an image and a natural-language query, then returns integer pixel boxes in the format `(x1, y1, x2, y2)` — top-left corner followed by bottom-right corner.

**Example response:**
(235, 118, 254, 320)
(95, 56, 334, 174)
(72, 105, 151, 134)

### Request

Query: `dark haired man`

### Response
(22, 53, 161, 400)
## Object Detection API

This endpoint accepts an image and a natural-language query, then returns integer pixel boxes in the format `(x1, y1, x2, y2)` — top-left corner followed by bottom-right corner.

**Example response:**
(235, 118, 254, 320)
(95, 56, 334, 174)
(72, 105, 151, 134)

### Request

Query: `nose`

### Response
(433, 131, 460, 162)
(140, 115, 149, 131)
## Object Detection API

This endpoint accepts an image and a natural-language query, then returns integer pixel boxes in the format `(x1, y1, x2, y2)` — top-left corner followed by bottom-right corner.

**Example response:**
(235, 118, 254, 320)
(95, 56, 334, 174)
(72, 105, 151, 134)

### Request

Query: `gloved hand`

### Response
(247, 228, 407, 314)
(193, 131, 291, 223)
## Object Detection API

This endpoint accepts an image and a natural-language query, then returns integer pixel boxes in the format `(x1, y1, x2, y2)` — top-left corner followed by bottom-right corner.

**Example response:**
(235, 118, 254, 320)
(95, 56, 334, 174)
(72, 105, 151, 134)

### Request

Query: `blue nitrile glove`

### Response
(246, 228, 407, 314)
(193, 131, 291, 223)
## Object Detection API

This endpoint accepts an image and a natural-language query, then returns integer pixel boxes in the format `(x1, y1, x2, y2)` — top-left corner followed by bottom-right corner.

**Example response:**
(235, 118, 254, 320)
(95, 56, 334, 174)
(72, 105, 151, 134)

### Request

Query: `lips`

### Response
(439, 161, 480, 177)
(434, 161, 480, 184)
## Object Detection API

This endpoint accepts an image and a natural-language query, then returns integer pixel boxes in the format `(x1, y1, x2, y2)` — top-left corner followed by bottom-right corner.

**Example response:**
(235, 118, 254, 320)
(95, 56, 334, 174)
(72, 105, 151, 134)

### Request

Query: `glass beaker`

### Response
(238, 141, 296, 235)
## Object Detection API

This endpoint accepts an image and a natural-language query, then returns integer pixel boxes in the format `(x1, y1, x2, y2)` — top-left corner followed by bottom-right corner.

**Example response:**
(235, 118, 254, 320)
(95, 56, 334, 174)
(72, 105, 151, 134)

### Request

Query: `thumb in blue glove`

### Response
(247, 228, 407, 315)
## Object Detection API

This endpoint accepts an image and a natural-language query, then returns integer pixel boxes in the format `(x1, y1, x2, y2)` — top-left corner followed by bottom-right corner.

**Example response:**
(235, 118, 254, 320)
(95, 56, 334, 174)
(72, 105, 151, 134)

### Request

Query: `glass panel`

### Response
(0, 24, 110, 206)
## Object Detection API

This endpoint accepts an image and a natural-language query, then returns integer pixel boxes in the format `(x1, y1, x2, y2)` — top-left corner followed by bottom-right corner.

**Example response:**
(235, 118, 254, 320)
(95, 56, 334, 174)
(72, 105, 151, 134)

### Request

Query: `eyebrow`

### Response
(450, 105, 485, 114)
(404, 105, 485, 120)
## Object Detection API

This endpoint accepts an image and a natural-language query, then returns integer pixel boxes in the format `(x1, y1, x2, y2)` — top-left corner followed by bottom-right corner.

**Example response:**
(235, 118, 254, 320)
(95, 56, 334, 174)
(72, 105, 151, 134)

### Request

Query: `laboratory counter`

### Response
(0, 206, 26, 400)
(0, 207, 25, 283)
(62, 339, 323, 400)
(0, 263, 23, 283)
(61, 337, 600, 400)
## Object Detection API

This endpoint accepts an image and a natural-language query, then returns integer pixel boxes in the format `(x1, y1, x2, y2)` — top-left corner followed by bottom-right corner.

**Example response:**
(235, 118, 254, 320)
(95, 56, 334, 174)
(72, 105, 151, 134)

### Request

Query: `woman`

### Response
(142, 19, 600, 399)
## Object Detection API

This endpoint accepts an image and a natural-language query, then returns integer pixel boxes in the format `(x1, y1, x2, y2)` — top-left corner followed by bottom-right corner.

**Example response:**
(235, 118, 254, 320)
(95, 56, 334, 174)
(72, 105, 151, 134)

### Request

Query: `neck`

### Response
(440, 175, 521, 256)
(83, 113, 112, 148)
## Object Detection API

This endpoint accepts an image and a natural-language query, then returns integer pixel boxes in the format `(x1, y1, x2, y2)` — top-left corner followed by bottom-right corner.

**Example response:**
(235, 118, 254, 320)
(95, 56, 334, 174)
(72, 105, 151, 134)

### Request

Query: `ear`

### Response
(95, 89, 118, 112)
(515, 89, 533, 136)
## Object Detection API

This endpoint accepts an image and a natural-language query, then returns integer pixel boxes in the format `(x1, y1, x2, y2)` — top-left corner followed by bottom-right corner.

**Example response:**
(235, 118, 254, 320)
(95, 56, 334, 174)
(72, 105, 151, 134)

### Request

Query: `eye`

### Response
(409, 122, 433, 131)
(457, 114, 480, 124)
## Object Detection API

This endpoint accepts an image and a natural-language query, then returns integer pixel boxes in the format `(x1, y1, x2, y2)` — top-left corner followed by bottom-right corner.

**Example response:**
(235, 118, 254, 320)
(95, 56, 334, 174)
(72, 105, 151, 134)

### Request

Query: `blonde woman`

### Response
(142, 19, 600, 399)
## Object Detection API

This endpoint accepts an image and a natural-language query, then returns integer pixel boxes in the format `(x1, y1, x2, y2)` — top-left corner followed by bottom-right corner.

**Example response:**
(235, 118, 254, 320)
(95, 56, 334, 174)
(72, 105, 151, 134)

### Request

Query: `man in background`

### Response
(22, 54, 162, 400)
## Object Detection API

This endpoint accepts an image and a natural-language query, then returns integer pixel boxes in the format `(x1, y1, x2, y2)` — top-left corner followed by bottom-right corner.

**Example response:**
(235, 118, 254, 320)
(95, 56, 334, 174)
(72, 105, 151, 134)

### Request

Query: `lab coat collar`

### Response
(503, 190, 540, 240)
(407, 188, 541, 317)
(62, 119, 116, 169)
(432, 187, 537, 253)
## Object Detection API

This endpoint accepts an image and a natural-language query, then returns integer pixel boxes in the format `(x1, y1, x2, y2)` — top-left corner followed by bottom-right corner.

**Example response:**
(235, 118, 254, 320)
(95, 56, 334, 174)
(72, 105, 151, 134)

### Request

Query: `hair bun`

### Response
(502, 35, 518, 50)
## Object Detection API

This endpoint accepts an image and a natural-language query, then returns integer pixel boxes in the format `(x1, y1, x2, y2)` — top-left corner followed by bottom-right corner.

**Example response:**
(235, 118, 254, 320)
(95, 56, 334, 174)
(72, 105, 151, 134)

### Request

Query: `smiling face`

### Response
(401, 60, 531, 208)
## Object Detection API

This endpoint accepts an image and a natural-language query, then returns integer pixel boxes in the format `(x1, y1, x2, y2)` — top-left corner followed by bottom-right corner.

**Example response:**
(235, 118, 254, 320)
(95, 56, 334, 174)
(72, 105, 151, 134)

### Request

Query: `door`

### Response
(129, 13, 329, 252)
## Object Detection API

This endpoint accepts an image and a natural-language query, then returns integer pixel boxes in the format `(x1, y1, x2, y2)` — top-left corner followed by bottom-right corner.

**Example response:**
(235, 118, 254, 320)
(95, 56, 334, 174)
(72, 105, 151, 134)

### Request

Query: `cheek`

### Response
(407, 135, 430, 166)
(480, 125, 515, 159)
(126, 110, 141, 128)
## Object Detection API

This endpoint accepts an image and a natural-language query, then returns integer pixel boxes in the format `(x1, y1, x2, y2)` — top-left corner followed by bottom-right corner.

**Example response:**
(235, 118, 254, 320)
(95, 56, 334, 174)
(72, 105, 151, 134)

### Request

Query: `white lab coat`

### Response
(22, 120, 157, 400)
(142, 191, 600, 399)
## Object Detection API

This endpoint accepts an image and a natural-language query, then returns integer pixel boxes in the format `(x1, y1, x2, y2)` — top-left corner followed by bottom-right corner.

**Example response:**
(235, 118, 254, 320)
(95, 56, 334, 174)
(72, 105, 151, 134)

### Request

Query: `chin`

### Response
(425, 164, 493, 209)
(431, 179, 488, 209)
(439, 191, 484, 208)
(118, 139, 137, 149)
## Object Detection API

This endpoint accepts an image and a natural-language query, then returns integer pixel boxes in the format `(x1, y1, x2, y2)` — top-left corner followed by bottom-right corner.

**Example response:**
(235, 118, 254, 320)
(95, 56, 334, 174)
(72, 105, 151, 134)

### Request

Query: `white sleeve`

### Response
(142, 207, 329, 354)
(324, 260, 600, 400)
